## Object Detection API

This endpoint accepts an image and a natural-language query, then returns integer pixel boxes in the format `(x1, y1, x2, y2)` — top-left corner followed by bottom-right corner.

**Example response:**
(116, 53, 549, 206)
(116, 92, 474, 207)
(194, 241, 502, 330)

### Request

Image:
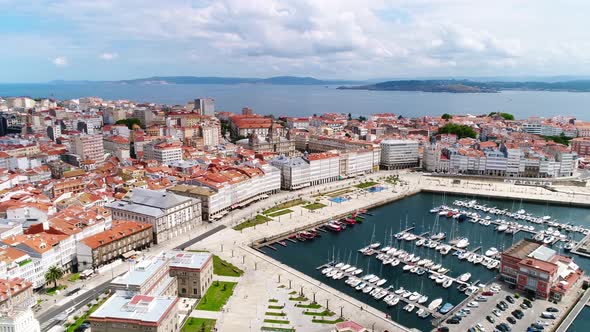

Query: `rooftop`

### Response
(503, 238, 543, 260)
(165, 251, 212, 270)
(111, 257, 168, 288)
(128, 188, 196, 209)
(89, 291, 177, 324)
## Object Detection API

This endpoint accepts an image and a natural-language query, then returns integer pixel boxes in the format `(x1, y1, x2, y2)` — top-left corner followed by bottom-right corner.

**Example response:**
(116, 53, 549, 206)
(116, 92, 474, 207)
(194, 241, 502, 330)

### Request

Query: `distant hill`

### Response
(338, 79, 590, 93)
(50, 76, 364, 86)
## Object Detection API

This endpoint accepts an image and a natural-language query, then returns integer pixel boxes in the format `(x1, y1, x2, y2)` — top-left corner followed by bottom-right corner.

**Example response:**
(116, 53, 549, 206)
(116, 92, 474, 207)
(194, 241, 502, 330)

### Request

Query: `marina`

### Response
(261, 191, 590, 331)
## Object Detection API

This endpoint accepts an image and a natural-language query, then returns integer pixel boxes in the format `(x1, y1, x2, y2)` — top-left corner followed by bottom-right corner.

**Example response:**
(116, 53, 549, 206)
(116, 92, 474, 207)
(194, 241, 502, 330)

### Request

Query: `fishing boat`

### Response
(428, 298, 443, 311)
(458, 272, 471, 282)
(439, 303, 454, 314)
(485, 247, 499, 257)
(326, 222, 342, 232)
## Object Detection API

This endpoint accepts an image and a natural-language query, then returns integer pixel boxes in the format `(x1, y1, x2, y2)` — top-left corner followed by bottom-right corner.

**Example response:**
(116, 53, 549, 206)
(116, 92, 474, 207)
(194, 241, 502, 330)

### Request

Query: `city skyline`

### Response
(2, 1, 590, 82)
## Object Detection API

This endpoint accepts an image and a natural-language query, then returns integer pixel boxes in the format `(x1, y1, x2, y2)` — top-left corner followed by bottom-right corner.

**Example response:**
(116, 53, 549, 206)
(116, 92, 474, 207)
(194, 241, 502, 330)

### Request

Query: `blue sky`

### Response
(1, 1, 589, 83)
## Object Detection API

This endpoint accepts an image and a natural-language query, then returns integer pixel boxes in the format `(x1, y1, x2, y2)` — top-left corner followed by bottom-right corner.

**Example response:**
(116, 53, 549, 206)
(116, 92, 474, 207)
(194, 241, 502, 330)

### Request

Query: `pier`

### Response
(555, 287, 590, 332)
(317, 262, 443, 319)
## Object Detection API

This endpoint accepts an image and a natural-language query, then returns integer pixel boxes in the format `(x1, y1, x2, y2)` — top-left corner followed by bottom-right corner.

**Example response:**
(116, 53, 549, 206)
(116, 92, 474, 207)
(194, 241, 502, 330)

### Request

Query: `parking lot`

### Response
(443, 282, 562, 332)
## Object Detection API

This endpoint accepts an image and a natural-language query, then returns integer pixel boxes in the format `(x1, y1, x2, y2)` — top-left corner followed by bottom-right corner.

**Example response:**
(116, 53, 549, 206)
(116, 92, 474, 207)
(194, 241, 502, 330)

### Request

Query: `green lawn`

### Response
(263, 319, 290, 324)
(354, 181, 378, 189)
(289, 296, 308, 301)
(181, 318, 216, 332)
(263, 199, 307, 214)
(261, 327, 295, 332)
(268, 209, 293, 218)
(265, 311, 287, 316)
(195, 281, 237, 311)
(295, 303, 321, 309)
(65, 297, 107, 332)
(302, 203, 326, 210)
(212, 255, 243, 277)
(326, 188, 353, 198)
(269, 298, 278, 303)
(46, 285, 67, 296)
(312, 318, 345, 324)
(268, 305, 284, 309)
(303, 310, 334, 317)
(233, 214, 272, 230)
(68, 273, 80, 282)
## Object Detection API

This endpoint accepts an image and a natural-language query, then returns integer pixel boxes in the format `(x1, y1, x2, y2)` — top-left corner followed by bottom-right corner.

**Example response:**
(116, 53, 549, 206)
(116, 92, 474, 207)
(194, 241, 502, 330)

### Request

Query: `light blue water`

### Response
(2, 83, 590, 120)
(264, 192, 590, 331)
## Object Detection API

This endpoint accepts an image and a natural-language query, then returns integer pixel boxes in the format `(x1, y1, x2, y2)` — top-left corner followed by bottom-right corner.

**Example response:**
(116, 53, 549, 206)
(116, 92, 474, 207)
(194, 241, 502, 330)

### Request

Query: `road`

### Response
(555, 287, 590, 332)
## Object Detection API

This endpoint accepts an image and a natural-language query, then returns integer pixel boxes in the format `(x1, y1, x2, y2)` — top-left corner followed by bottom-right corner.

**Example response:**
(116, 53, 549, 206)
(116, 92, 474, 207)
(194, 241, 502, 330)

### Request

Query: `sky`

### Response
(1, 0, 590, 83)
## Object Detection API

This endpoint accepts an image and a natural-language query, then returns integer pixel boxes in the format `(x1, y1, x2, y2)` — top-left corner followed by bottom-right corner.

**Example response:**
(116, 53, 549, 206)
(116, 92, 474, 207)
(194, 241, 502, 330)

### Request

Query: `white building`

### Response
(143, 141, 182, 165)
(106, 189, 202, 244)
(0, 308, 40, 332)
(379, 139, 420, 170)
(194, 98, 215, 116)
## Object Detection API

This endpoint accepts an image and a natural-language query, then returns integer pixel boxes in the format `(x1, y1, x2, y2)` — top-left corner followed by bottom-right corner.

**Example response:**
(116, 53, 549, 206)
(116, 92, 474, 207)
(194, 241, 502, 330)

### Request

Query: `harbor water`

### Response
(262, 192, 590, 331)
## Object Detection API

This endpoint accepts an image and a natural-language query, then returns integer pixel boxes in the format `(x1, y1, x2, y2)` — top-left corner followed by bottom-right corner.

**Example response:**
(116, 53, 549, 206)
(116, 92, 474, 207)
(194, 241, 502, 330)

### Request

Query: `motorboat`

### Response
(362, 286, 373, 293)
(456, 238, 470, 249)
(369, 243, 381, 249)
(345, 266, 357, 273)
(410, 266, 419, 273)
(431, 264, 442, 271)
(415, 239, 425, 247)
(391, 259, 400, 267)
(428, 298, 443, 311)
(352, 269, 363, 275)
(458, 251, 471, 260)
(362, 274, 375, 280)
(418, 295, 428, 304)
(326, 222, 342, 232)
(474, 255, 484, 264)
(376, 279, 387, 286)
(321, 267, 333, 274)
(485, 247, 499, 257)
(404, 303, 415, 312)
(496, 224, 508, 232)
(384, 294, 395, 303)
(409, 292, 420, 301)
(458, 273, 471, 282)
(340, 264, 350, 271)
(418, 309, 430, 318)
(326, 270, 338, 278)
(368, 276, 380, 283)
(439, 303, 454, 314)
(355, 282, 366, 291)
(435, 275, 446, 284)
(335, 263, 344, 269)
(430, 232, 446, 240)
(402, 290, 412, 298)
(467, 254, 476, 263)
(424, 261, 434, 268)
(402, 264, 413, 271)
(416, 268, 426, 276)
(442, 278, 453, 288)
(394, 287, 405, 295)
(440, 246, 452, 255)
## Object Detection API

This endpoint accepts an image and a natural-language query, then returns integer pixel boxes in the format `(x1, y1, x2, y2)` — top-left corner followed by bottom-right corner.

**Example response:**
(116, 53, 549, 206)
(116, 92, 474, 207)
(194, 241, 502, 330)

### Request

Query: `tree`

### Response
(358, 116, 367, 122)
(489, 112, 514, 120)
(437, 123, 477, 139)
(115, 118, 141, 129)
(347, 113, 352, 121)
(45, 265, 64, 289)
(441, 113, 453, 120)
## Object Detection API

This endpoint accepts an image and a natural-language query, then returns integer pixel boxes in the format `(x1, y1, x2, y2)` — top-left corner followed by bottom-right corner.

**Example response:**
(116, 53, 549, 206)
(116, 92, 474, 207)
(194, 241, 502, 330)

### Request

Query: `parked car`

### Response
(447, 318, 460, 324)
(506, 295, 515, 304)
(487, 315, 495, 324)
(507, 316, 517, 324)
(520, 303, 529, 310)
(493, 309, 503, 317)
(541, 312, 556, 319)
(546, 307, 559, 313)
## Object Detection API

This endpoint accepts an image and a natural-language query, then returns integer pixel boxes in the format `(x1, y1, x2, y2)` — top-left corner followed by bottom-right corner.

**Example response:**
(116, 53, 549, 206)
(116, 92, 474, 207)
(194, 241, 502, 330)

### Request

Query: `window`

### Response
(181, 288, 186, 294)
(193, 288, 198, 295)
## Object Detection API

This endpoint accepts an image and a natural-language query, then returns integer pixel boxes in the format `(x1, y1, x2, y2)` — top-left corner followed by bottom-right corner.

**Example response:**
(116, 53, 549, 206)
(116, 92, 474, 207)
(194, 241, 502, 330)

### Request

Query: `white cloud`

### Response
(52, 56, 68, 66)
(99, 52, 118, 60)
(5, 1, 590, 79)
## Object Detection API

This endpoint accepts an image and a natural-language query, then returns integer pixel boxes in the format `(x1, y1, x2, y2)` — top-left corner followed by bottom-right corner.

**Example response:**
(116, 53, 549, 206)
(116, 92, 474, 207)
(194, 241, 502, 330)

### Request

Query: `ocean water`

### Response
(2, 83, 590, 120)
(262, 192, 590, 331)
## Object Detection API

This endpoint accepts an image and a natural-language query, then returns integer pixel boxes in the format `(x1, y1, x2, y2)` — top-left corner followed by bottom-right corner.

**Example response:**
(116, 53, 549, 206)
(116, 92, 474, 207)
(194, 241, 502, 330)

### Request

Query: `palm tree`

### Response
(45, 265, 64, 289)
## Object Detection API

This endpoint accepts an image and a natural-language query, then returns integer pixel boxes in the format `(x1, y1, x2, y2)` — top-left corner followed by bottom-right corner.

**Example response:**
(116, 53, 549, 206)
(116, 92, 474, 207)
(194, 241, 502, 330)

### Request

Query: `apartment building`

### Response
(1, 233, 76, 288)
(380, 139, 420, 169)
(77, 220, 153, 270)
(89, 292, 179, 332)
(171, 163, 280, 221)
(194, 98, 215, 116)
(71, 134, 105, 163)
(0, 248, 35, 287)
(106, 189, 201, 244)
(143, 141, 182, 165)
(0, 308, 40, 332)
(572, 137, 590, 156)
(0, 277, 35, 310)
